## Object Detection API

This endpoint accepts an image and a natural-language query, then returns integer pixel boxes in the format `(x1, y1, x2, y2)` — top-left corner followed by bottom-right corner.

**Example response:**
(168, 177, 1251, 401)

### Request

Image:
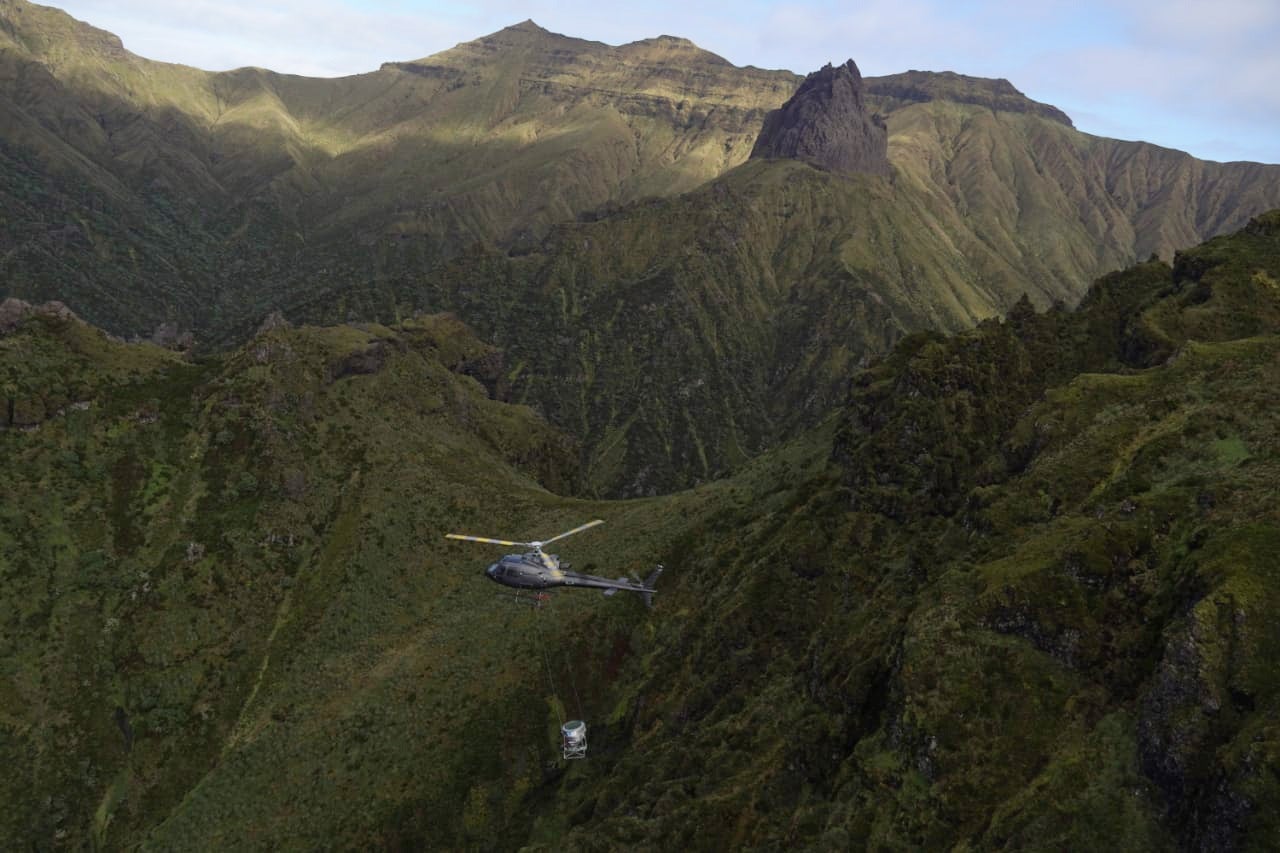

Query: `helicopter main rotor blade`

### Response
(444, 534, 526, 547)
(539, 519, 604, 547)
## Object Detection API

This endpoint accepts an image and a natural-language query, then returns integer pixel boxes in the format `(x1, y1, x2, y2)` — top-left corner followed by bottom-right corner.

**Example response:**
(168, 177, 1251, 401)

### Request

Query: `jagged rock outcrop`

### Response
(327, 339, 401, 383)
(750, 59, 890, 176)
(255, 311, 292, 337)
(150, 321, 195, 351)
(0, 298, 28, 335)
(0, 298, 79, 335)
(452, 349, 508, 401)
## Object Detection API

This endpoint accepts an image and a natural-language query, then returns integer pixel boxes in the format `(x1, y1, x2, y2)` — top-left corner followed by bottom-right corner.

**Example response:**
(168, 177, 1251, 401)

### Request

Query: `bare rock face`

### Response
(0, 298, 80, 335)
(255, 311, 293, 337)
(453, 349, 509, 401)
(327, 339, 403, 383)
(0, 298, 30, 335)
(150, 321, 195, 351)
(750, 59, 889, 177)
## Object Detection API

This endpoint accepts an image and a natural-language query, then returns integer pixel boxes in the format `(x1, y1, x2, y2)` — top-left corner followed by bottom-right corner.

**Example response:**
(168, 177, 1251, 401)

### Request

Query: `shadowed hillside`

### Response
(517, 211, 1280, 850)
(0, 295, 834, 847)
(0, 303, 667, 847)
(5, 208, 1279, 848)
(0, 0, 796, 336)
(371, 133, 1280, 496)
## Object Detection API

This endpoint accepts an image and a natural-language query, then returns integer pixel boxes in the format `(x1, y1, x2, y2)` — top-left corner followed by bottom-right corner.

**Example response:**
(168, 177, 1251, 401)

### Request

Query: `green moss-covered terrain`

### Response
(513, 210, 1280, 850)
(0, 309, 584, 847)
(5, 3, 1280, 849)
(4, 203, 1280, 848)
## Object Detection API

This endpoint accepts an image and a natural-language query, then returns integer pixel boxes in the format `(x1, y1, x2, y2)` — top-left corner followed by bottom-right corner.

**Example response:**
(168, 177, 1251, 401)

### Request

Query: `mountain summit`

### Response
(751, 59, 890, 176)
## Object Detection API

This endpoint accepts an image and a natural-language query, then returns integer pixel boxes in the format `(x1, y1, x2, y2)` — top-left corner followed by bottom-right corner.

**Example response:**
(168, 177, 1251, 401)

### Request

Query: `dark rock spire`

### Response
(750, 59, 890, 177)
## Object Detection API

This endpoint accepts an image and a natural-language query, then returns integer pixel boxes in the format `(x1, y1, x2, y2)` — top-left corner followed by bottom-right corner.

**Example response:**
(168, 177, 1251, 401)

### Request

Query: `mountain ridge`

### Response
(866, 69, 1074, 127)
(5, 0, 1280, 498)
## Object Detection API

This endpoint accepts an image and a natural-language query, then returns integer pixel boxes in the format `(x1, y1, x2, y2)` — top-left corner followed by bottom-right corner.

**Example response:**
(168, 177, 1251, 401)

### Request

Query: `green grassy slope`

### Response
(4, 0, 1280, 353)
(0, 1, 798, 338)
(880, 92, 1280, 273)
(516, 211, 1280, 849)
(396, 159, 1006, 498)
(5, 213, 1279, 848)
(0, 309, 587, 847)
(378, 137, 1280, 498)
(9, 1, 1280, 499)
(0, 305, 808, 848)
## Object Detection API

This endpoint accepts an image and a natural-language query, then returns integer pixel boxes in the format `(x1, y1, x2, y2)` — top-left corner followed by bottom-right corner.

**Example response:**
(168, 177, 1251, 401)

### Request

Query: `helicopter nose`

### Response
(486, 563, 499, 579)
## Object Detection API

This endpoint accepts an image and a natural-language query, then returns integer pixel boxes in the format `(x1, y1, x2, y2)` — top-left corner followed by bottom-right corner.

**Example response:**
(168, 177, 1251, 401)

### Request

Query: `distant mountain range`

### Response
(6, 0, 1280, 494)
(2, 1, 1278, 335)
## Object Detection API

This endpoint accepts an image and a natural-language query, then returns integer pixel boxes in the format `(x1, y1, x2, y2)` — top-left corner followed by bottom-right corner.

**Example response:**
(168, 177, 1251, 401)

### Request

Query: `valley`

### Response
(3, 1, 1280, 849)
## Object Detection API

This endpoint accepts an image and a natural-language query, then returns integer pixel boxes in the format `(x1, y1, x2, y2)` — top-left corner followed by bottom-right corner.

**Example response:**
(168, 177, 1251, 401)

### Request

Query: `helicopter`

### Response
(445, 519, 663, 608)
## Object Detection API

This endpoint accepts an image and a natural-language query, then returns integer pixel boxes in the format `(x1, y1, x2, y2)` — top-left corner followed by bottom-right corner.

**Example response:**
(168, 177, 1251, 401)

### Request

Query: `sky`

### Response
(49, 0, 1280, 164)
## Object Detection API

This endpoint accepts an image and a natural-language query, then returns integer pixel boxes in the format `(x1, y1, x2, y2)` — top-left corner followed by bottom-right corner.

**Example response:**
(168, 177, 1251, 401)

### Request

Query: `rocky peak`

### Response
(0, 297, 28, 335)
(750, 59, 889, 177)
(502, 19, 548, 35)
(0, 297, 79, 335)
(0, 0, 129, 63)
(618, 34, 732, 67)
(255, 310, 293, 337)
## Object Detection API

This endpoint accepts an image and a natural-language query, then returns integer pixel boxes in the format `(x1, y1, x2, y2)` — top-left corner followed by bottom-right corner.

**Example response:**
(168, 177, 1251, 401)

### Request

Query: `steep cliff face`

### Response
(6, 5, 1280, 838)
(6, 4, 1280, 505)
(401, 116, 1280, 497)
(750, 59, 890, 176)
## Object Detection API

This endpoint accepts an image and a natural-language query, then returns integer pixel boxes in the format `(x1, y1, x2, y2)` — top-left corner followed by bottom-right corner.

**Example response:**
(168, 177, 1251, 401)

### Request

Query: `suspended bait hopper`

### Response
(444, 521, 666, 761)
(561, 720, 587, 760)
